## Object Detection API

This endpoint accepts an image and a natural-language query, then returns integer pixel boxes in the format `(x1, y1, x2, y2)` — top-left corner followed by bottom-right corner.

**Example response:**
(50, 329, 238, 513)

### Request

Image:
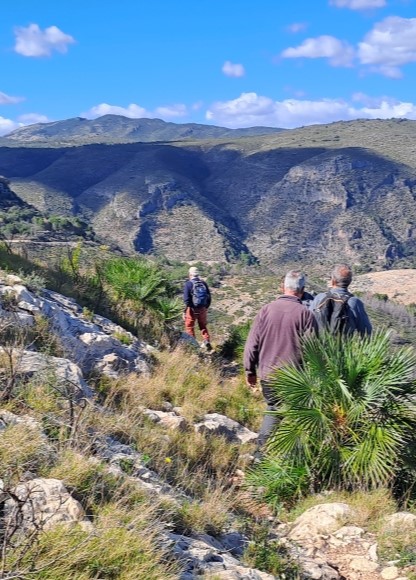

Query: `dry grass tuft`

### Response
(282, 488, 397, 528)
(0, 421, 49, 482)
(174, 484, 234, 535)
(104, 345, 262, 429)
(4, 502, 180, 579)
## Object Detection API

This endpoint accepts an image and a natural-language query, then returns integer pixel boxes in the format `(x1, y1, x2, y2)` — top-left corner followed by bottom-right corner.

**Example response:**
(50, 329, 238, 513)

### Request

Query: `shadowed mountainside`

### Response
(1, 117, 416, 270)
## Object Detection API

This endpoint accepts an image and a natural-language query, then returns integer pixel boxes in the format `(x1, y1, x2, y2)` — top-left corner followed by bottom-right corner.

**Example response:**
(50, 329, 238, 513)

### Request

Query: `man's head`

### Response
(331, 264, 352, 289)
(189, 266, 200, 279)
(283, 270, 306, 297)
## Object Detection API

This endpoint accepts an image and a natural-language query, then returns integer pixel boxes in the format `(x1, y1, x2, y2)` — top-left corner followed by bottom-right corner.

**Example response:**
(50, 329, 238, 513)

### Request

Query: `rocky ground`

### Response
(1, 272, 416, 579)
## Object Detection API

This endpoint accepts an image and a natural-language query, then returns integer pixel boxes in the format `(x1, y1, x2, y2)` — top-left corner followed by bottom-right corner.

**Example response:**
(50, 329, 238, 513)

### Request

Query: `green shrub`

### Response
(252, 330, 416, 508)
(219, 320, 252, 361)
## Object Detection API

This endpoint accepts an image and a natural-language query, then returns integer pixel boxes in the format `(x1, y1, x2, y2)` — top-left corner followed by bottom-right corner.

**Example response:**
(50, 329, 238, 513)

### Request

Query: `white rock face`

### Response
(4, 478, 89, 532)
(0, 280, 152, 379)
(0, 349, 93, 398)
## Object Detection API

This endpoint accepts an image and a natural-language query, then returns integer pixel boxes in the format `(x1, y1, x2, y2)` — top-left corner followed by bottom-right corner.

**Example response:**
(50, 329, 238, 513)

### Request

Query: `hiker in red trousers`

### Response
(183, 266, 212, 351)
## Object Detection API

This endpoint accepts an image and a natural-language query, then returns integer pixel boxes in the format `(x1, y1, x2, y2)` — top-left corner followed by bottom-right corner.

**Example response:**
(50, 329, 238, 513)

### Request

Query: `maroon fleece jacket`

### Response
(244, 295, 318, 381)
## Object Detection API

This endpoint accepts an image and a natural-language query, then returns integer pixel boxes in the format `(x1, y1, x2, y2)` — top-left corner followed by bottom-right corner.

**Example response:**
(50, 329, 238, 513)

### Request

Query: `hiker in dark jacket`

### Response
(311, 264, 372, 336)
(244, 270, 318, 447)
(183, 266, 212, 350)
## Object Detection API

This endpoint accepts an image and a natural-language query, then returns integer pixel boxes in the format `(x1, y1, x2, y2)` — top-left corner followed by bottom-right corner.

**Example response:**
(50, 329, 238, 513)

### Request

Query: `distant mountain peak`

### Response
(1, 115, 284, 145)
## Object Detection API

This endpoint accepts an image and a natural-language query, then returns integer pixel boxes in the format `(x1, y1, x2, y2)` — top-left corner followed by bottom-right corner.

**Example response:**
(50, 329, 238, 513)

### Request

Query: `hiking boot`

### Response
(202, 340, 212, 352)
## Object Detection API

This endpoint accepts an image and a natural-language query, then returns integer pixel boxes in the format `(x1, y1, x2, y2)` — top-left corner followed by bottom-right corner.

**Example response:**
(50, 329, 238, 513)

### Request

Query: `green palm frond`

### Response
(102, 257, 171, 310)
(262, 328, 416, 500)
(154, 297, 183, 322)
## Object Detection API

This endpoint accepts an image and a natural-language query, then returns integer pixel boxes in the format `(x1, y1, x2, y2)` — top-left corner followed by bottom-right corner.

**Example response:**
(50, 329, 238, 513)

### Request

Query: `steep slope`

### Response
(1, 118, 416, 269)
(0, 176, 30, 209)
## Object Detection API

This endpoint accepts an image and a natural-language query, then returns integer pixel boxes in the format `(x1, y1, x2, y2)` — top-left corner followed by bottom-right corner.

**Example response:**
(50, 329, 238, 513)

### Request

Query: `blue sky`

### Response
(1, 0, 416, 135)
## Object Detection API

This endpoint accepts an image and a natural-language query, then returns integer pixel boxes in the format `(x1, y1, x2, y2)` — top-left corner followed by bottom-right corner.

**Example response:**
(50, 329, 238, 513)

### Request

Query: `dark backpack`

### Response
(191, 279, 209, 308)
(313, 291, 356, 335)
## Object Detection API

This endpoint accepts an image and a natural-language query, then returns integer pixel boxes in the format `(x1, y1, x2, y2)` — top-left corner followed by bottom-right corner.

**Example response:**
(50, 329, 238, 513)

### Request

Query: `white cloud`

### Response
(84, 103, 151, 119)
(154, 104, 188, 118)
(281, 35, 355, 66)
(14, 23, 75, 57)
(0, 112, 50, 136)
(358, 17, 416, 77)
(83, 102, 188, 122)
(0, 116, 23, 136)
(0, 91, 24, 105)
(222, 61, 245, 77)
(205, 91, 416, 129)
(329, 0, 386, 8)
(287, 22, 308, 33)
(18, 113, 49, 124)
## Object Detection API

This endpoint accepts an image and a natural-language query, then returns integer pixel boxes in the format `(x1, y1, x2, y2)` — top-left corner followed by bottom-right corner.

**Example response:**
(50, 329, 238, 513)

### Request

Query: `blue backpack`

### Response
(191, 279, 209, 308)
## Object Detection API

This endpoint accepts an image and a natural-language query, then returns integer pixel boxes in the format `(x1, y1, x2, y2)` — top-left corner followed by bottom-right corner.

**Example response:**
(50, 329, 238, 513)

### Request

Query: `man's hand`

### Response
(246, 373, 257, 388)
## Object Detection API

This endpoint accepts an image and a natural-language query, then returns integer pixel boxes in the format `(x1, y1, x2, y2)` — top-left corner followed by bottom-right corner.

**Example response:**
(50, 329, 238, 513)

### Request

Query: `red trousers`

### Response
(185, 307, 210, 341)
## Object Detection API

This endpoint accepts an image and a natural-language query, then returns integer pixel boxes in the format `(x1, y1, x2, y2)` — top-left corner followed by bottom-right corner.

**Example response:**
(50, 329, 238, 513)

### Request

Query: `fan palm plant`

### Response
(250, 330, 416, 500)
(102, 257, 182, 334)
(103, 258, 167, 308)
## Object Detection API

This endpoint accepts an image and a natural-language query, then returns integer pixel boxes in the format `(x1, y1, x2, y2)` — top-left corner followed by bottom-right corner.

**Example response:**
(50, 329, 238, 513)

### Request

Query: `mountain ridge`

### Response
(1, 117, 416, 271)
(0, 114, 284, 146)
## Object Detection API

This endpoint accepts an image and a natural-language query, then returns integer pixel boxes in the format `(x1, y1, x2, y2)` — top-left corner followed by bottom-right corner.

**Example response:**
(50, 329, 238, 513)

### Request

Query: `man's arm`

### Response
(243, 311, 262, 386)
(204, 281, 211, 308)
(183, 280, 192, 309)
(351, 297, 372, 336)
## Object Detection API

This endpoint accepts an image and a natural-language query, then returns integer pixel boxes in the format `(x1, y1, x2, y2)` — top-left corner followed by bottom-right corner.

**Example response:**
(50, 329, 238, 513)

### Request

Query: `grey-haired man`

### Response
(310, 263, 372, 336)
(244, 270, 318, 447)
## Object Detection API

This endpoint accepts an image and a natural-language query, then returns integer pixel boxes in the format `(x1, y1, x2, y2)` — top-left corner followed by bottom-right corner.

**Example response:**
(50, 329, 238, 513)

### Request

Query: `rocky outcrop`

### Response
(281, 502, 412, 580)
(0, 349, 93, 398)
(169, 532, 275, 580)
(0, 274, 152, 379)
(4, 478, 90, 532)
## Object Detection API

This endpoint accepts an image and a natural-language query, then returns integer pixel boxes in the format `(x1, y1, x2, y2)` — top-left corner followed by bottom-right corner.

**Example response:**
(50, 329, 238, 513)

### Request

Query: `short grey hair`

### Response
(331, 264, 352, 288)
(284, 270, 306, 292)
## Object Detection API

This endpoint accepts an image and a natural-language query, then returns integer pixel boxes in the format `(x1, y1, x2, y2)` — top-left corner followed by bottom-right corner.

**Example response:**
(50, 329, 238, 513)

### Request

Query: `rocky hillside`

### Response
(1, 117, 416, 270)
(3, 272, 416, 579)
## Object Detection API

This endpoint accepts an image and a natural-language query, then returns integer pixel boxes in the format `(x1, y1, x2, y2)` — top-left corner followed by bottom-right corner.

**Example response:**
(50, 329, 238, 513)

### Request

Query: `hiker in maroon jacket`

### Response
(244, 270, 318, 448)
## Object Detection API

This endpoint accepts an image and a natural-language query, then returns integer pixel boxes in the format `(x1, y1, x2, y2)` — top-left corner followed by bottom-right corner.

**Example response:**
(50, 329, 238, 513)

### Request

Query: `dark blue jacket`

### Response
(183, 277, 211, 309)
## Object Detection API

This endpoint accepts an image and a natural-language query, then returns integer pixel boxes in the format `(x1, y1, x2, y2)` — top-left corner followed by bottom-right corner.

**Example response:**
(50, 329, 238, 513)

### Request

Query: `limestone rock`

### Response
(194, 413, 258, 444)
(168, 532, 275, 580)
(383, 512, 416, 532)
(289, 503, 354, 542)
(381, 566, 400, 580)
(143, 409, 188, 431)
(0, 349, 93, 399)
(4, 478, 88, 532)
(0, 279, 152, 379)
